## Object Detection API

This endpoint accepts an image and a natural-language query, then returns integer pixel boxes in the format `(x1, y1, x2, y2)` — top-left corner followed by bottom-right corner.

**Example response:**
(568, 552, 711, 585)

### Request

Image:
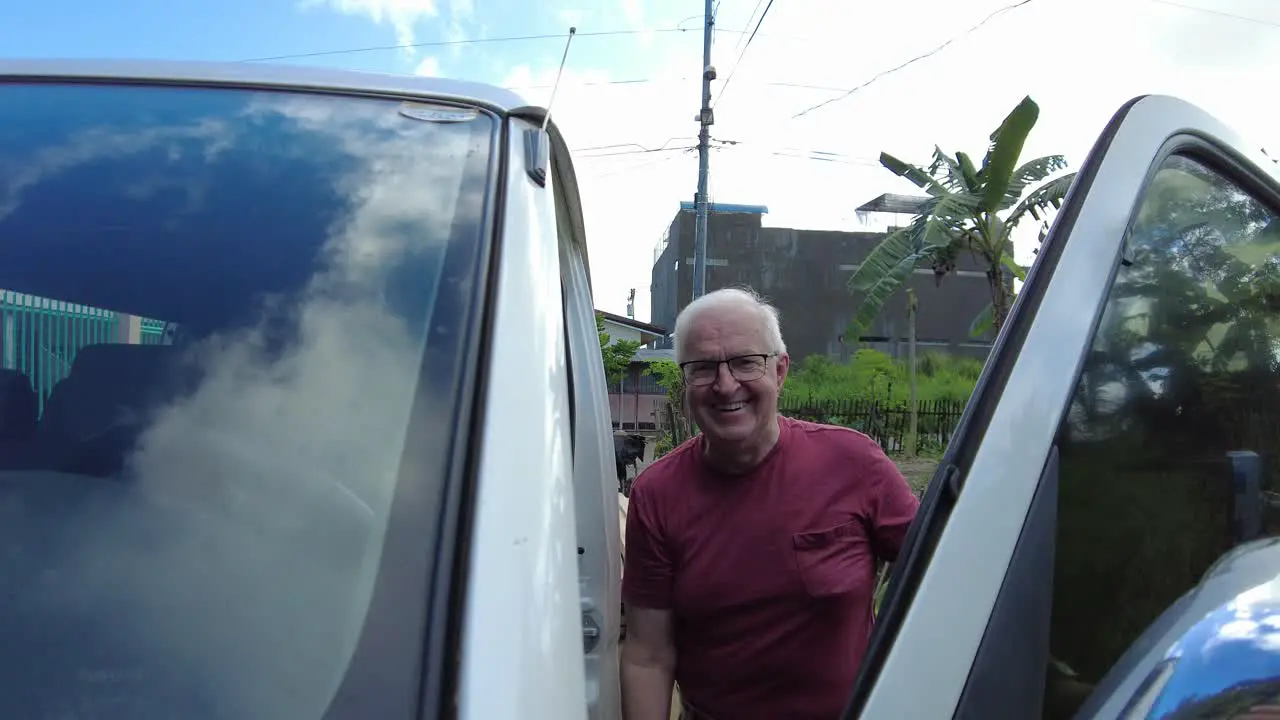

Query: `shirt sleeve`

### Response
(862, 447, 921, 563)
(621, 479, 675, 610)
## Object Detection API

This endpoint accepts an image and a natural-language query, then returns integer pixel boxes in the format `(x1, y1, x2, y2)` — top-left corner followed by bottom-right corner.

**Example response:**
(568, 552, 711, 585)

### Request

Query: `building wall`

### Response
(601, 319, 645, 347)
(607, 360, 666, 431)
(649, 208, 998, 363)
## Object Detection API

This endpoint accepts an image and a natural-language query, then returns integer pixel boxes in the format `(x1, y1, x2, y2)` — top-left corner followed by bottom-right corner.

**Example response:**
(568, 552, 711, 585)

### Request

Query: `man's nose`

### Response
(711, 362, 740, 392)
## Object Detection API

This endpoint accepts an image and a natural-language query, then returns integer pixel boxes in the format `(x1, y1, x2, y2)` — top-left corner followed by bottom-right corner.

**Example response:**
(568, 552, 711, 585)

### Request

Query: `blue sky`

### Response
(5, 0, 1280, 319)
(0, 0, 702, 88)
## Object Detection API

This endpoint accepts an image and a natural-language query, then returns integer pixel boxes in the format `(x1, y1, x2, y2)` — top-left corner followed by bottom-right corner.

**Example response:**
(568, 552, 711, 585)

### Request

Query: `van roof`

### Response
(0, 58, 532, 113)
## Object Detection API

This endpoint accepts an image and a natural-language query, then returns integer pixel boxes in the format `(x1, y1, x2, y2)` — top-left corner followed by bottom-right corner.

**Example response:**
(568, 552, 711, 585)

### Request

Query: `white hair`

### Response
(673, 287, 787, 364)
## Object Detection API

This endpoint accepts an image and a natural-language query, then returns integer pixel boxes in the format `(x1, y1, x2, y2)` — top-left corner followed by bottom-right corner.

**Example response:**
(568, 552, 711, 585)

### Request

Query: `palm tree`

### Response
(848, 96, 1076, 340)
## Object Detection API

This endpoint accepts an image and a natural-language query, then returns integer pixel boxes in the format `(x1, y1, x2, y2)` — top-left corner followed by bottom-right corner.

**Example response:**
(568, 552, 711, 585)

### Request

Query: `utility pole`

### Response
(691, 0, 716, 300)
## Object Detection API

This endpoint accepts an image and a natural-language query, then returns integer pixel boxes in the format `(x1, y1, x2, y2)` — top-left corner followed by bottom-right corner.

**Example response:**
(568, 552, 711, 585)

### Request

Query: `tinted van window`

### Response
(0, 82, 494, 718)
(1047, 154, 1280, 718)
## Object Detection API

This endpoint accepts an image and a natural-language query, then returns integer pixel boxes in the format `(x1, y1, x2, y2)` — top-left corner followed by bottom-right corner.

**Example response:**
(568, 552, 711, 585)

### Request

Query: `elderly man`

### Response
(621, 287, 920, 720)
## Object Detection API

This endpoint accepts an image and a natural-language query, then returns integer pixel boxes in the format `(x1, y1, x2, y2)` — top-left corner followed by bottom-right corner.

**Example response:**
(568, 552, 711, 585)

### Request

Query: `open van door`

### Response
(842, 95, 1280, 719)
(547, 119, 625, 720)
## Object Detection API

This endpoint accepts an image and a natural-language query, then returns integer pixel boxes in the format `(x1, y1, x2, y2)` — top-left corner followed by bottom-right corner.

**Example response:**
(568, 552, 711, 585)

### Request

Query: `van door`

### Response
(550, 126, 625, 720)
(842, 95, 1280, 719)
(456, 117, 582, 720)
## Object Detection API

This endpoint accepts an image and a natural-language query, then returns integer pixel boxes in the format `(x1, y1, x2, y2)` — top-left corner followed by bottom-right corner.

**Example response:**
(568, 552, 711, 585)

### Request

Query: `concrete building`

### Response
(649, 198, 999, 364)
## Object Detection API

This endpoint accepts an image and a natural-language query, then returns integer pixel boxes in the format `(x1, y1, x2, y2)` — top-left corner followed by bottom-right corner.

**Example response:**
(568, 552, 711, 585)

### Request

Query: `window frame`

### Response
(850, 95, 1280, 719)
(1018, 144, 1280, 718)
(315, 99, 504, 720)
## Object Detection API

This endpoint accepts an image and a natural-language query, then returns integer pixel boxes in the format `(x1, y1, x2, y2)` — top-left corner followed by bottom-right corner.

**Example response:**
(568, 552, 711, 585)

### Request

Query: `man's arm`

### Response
(862, 446, 922, 562)
(621, 481, 677, 720)
(621, 605, 676, 720)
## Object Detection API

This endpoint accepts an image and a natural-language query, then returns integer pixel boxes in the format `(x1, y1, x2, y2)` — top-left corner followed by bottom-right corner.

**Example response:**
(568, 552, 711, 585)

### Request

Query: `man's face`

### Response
(680, 305, 790, 449)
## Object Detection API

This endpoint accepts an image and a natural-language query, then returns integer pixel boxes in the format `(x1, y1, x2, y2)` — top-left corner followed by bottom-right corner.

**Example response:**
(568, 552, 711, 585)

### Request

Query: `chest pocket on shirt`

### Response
(791, 519, 868, 598)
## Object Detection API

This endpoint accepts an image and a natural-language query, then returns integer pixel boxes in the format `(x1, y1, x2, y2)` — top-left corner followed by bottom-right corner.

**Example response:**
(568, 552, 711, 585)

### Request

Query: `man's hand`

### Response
(621, 605, 677, 720)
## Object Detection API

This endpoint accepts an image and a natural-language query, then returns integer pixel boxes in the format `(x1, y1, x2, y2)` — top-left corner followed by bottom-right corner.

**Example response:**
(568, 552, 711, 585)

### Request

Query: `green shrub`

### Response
(781, 349, 981, 406)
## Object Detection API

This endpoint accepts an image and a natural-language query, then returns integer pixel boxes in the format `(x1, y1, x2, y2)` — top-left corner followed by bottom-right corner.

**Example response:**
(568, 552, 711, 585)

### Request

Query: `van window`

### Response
(1047, 153, 1280, 718)
(0, 81, 494, 719)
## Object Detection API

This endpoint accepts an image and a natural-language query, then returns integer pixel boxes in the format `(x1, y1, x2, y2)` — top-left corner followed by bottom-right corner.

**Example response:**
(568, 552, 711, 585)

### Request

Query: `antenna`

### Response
(524, 27, 576, 186)
(542, 26, 577, 132)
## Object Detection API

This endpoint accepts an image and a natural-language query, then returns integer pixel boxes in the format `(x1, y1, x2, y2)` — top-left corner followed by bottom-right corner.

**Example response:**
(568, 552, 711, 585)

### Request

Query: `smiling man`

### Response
(620, 287, 920, 720)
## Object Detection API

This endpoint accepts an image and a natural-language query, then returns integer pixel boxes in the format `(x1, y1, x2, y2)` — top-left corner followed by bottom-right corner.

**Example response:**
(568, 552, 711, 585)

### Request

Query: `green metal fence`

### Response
(0, 291, 165, 415)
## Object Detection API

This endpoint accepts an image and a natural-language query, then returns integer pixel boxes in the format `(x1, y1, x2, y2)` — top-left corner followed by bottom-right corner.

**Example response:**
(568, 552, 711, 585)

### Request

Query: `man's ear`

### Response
(775, 352, 790, 388)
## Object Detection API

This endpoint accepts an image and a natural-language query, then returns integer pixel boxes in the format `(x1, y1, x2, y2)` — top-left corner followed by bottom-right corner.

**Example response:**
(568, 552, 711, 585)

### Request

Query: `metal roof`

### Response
(0, 58, 531, 113)
(855, 193, 931, 214)
(597, 310, 666, 336)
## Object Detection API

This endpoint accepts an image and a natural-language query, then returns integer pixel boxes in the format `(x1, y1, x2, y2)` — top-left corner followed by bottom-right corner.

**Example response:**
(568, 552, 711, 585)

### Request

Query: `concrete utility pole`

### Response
(691, 0, 716, 300)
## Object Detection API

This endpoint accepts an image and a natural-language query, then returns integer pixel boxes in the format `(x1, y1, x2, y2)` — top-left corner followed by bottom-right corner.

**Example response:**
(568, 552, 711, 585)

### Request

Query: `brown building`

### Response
(649, 198, 1000, 364)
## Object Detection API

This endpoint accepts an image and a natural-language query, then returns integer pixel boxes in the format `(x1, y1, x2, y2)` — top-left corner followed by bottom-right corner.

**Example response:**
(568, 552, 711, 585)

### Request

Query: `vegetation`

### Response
(596, 312, 641, 387)
(781, 350, 981, 406)
(848, 95, 1076, 340)
(643, 359, 686, 457)
(641, 349, 981, 462)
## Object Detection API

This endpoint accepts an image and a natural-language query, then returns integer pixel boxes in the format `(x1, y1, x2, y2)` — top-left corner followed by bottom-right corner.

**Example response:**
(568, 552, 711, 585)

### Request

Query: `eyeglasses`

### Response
(679, 353, 778, 387)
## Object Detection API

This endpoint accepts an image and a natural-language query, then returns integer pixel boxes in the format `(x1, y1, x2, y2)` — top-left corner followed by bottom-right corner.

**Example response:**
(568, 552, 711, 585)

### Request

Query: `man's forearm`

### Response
(621, 653, 675, 720)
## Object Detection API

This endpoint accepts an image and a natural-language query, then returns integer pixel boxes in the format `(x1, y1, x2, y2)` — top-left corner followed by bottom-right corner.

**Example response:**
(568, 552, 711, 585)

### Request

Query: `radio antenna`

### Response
(542, 26, 576, 132)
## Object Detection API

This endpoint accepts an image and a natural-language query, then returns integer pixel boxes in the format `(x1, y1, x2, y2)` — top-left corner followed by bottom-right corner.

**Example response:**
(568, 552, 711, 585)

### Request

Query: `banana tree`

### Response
(848, 95, 1076, 341)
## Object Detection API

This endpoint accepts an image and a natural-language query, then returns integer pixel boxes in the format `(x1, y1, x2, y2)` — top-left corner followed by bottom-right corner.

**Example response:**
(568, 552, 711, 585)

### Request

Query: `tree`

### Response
(596, 312, 641, 387)
(848, 95, 1076, 340)
(643, 359, 689, 454)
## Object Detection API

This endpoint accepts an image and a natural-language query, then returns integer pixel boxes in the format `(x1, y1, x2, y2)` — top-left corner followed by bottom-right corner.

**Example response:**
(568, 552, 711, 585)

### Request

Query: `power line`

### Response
(571, 135, 880, 164)
(573, 137, 695, 153)
(506, 77, 848, 92)
(711, 138, 882, 166)
(790, 0, 1039, 119)
(502, 0, 1280, 118)
(727, 0, 768, 58)
(1146, 0, 1280, 28)
(592, 149, 696, 179)
(236, 26, 744, 63)
(711, 0, 776, 107)
(575, 145, 697, 158)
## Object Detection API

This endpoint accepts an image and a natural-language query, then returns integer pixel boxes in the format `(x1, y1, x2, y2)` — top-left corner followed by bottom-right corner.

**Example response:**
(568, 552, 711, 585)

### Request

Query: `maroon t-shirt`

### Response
(622, 416, 920, 720)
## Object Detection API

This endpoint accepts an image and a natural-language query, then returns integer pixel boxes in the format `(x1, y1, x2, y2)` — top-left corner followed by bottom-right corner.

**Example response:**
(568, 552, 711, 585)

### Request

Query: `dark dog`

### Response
(613, 433, 647, 490)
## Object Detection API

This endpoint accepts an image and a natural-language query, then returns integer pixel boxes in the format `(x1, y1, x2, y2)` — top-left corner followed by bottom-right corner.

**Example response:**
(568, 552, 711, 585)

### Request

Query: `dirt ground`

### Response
(895, 456, 941, 495)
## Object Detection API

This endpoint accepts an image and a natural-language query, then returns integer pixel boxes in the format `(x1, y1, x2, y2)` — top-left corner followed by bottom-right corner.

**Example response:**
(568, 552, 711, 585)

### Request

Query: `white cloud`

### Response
(415, 55, 442, 76)
(498, 0, 1280, 323)
(619, 0, 645, 28)
(444, 0, 474, 58)
(558, 8, 585, 26)
(304, 0, 476, 56)
(302, 0, 441, 48)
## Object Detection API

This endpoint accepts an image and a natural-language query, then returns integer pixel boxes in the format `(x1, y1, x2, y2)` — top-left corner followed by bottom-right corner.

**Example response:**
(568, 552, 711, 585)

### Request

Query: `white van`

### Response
(2, 60, 1280, 719)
